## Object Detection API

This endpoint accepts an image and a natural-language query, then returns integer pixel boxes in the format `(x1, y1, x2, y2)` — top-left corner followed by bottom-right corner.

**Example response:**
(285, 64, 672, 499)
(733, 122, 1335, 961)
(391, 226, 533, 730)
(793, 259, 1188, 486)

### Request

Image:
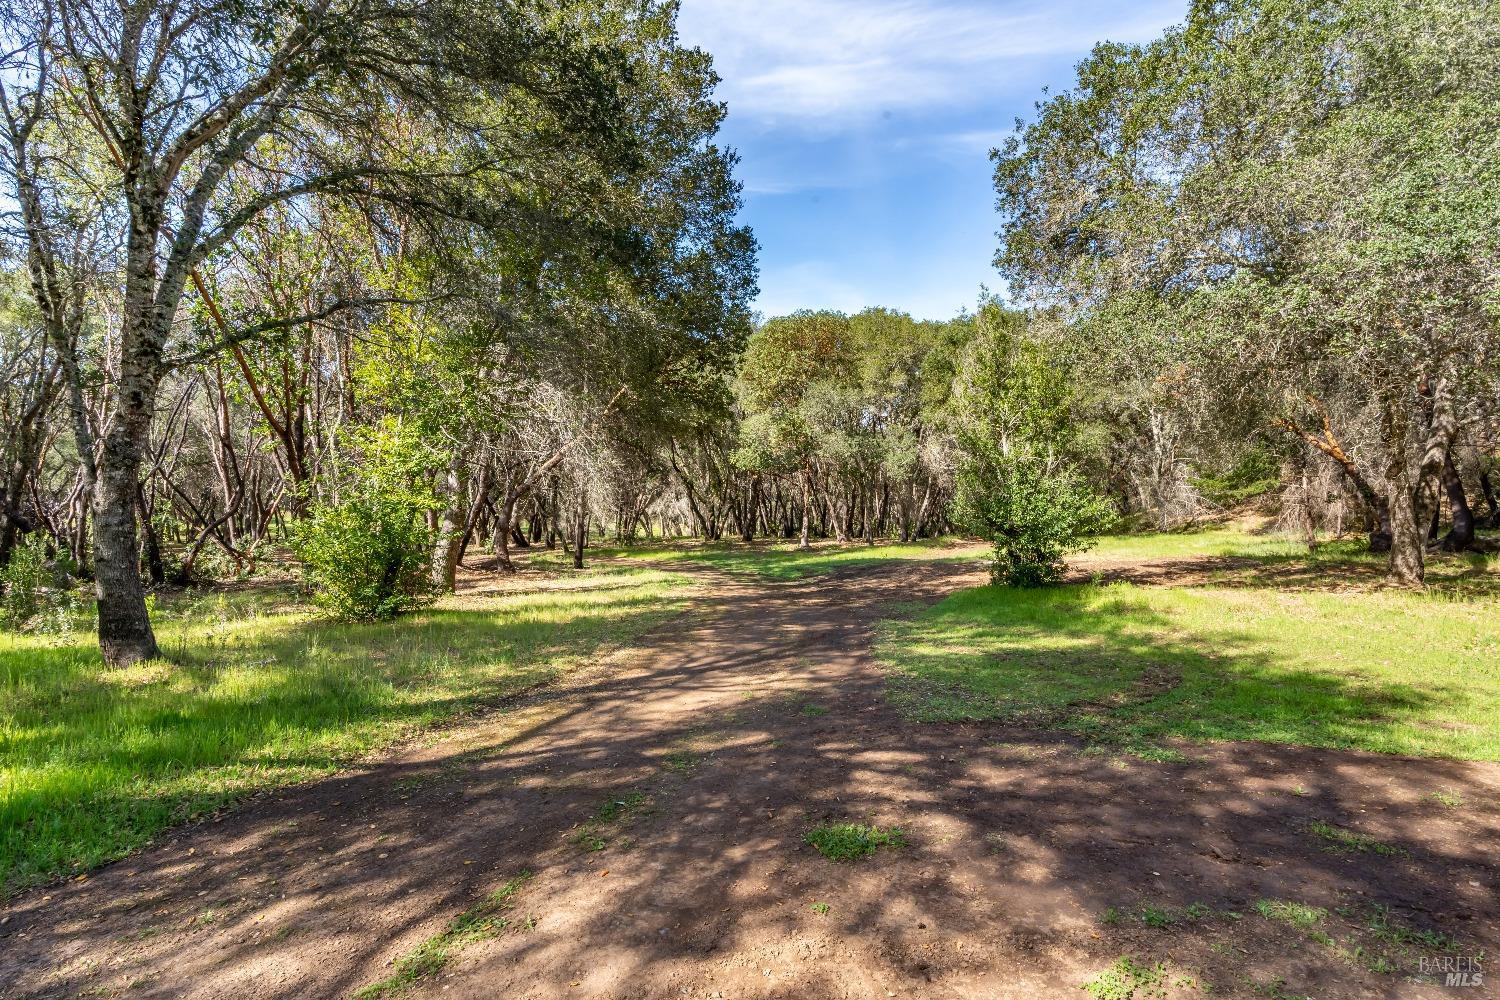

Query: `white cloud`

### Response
(677, 0, 1184, 129)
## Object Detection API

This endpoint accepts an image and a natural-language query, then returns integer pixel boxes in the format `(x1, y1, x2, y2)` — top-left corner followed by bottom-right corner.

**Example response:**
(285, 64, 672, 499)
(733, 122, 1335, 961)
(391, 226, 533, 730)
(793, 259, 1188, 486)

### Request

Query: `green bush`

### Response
(294, 494, 437, 622)
(1, 536, 83, 634)
(955, 452, 1114, 587)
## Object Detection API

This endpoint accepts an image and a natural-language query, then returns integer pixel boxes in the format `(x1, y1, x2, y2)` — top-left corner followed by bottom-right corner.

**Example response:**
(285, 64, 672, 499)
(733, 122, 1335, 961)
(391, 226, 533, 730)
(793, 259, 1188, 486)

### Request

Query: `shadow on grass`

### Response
(0, 568, 689, 897)
(877, 581, 1499, 760)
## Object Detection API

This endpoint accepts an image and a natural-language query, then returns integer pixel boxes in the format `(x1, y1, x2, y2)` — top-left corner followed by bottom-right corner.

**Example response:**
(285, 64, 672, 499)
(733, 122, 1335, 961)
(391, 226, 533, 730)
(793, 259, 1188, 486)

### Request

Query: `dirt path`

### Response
(2, 562, 1497, 999)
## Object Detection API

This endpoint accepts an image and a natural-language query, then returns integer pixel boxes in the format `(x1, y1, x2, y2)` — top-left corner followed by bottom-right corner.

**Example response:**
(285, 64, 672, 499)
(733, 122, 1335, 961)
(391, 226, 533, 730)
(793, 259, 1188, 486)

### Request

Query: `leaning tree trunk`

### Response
(492, 485, 517, 573)
(1480, 471, 1500, 528)
(1439, 455, 1475, 552)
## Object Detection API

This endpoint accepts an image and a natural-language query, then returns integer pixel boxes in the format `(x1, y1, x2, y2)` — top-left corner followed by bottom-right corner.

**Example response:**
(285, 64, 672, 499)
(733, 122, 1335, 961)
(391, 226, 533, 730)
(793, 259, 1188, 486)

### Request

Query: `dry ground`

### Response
(1, 558, 1495, 999)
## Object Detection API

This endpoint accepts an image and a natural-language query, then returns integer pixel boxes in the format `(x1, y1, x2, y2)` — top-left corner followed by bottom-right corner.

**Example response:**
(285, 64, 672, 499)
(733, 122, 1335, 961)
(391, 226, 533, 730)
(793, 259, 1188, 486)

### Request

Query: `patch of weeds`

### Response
(354, 872, 531, 999)
(662, 750, 700, 773)
(1140, 905, 1179, 929)
(1428, 789, 1464, 809)
(1082, 957, 1167, 999)
(799, 702, 829, 717)
(571, 791, 649, 852)
(804, 822, 906, 863)
(1124, 743, 1186, 763)
(1254, 899, 1327, 929)
(1138, 902, 1212, 929)
(1100, 906, 1124, 926)
(1306, 821, 1406, 856)
(810, 902, 831, 915)
(1248, 976, 1300, 999)
(1365, 904, 1456, 951)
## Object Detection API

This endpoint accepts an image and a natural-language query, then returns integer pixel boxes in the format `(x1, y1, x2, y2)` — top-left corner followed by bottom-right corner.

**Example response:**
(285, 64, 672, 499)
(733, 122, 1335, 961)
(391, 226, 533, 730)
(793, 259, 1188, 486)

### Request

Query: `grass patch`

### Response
(1083, 957, 1167, 1000)
(354, 872, 531, 998)
(0, 567, 690, 897)
(875, 530, 1500, 760)
(810, 901, 831, 915)
(1255, 899, 1327, 928)
(571, 791, 649, 851)
(804, 822, 906, 862)
(1306, 821, 1406, 856)
(592, 537, 986, 581)
(799, 702, 829, 717)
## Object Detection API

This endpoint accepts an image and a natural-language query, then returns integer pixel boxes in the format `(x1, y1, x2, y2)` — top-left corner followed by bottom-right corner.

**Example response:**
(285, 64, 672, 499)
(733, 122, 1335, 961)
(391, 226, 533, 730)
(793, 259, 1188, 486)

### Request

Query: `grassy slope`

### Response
(877, 529, 1500, 760)
(0, 564, 689, 897)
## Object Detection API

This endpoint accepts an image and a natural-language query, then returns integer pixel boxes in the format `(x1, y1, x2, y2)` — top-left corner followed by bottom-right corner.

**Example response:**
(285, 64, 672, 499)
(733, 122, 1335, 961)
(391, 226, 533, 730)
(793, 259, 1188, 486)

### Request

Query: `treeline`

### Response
(0, 0, 756, 663)
(4, 0, 1497, 665)
(993, 0, 1500, 585)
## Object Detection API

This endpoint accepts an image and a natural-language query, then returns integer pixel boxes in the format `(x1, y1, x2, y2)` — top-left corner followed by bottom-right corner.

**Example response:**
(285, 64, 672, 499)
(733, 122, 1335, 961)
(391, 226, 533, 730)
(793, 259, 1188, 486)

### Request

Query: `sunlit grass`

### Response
(878, 532, 1500, 760)
(588, 536, 988, 580)
(0, 565, 689, 898)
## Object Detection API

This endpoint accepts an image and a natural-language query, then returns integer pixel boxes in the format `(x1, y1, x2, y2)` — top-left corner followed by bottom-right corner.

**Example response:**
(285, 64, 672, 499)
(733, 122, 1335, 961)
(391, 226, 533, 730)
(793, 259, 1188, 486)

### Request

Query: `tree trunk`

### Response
(493, 485, 517, 573)
(572, 495, 586, 569)
(95, 403, 161, 666)
(1480, 471, 1500, 528)
(1386, 482, 1426, 587)
(431, 460, 465, 591)
(798, 468, 811, 550)
(1439, 455, 1475, 552)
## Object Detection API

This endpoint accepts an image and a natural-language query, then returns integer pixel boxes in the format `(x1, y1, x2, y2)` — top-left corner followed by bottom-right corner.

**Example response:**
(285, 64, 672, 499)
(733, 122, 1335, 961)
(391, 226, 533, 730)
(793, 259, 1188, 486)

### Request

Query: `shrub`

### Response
(294, 493, 437, 622)
(1, 536, 84, 634)
(955, 452, 1114, 587)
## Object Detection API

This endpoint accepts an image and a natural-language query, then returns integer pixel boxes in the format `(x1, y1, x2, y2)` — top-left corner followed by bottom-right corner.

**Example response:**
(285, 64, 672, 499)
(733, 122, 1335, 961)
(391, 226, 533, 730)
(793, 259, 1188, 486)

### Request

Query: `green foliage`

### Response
(956, 454, 1114, 586)
(804, 822, 906, 862)
(0, 537, 83, 635)
(1082, 957, 1167, 1000)
(294, 420, 444, 623)
(1191, 448, 1283, 508)
(295, 494, 437, 623)
(949, 303, 1113, 586)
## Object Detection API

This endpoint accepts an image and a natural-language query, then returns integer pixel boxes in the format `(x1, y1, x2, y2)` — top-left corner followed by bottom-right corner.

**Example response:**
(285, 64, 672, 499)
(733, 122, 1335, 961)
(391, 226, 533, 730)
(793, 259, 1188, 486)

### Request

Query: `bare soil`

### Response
(1, 559, 1496, 999)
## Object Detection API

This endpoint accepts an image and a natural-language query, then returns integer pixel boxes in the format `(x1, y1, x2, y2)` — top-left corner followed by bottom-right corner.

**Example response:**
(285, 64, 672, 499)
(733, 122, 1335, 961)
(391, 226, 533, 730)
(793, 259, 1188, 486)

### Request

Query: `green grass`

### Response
(1082, 957, 1168, 1000)
(0, 566, 689, 898)
(354, 872, 532, 998)
(584, 536, 986, 580)
(1306, 821, 1406, 856)
(876, 540, 1500, 758)
(804, 822, 906, 862)
(1255, 899, 1327, 928)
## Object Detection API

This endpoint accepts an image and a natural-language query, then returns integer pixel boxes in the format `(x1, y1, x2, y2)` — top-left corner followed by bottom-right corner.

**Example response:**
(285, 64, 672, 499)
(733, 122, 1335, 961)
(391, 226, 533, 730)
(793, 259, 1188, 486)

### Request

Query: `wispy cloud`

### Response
(678, 0, 1183, 129)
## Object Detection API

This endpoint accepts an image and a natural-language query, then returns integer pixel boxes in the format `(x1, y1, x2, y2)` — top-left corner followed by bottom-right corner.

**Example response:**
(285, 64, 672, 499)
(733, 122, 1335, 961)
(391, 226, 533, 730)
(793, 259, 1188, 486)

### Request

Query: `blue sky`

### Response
(676, 0, 1187, 321)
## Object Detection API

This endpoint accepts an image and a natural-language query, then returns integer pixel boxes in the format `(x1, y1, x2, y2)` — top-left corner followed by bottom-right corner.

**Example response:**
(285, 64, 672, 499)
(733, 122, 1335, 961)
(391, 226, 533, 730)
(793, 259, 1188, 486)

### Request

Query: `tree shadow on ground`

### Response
(1, 561, 1495, 999)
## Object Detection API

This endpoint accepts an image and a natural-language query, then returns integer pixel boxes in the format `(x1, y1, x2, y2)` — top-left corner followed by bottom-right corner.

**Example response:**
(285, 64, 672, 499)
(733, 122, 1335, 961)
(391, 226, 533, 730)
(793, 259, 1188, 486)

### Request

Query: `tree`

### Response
(995, 0, 1500, 585)
(0, 0, 700, 663)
